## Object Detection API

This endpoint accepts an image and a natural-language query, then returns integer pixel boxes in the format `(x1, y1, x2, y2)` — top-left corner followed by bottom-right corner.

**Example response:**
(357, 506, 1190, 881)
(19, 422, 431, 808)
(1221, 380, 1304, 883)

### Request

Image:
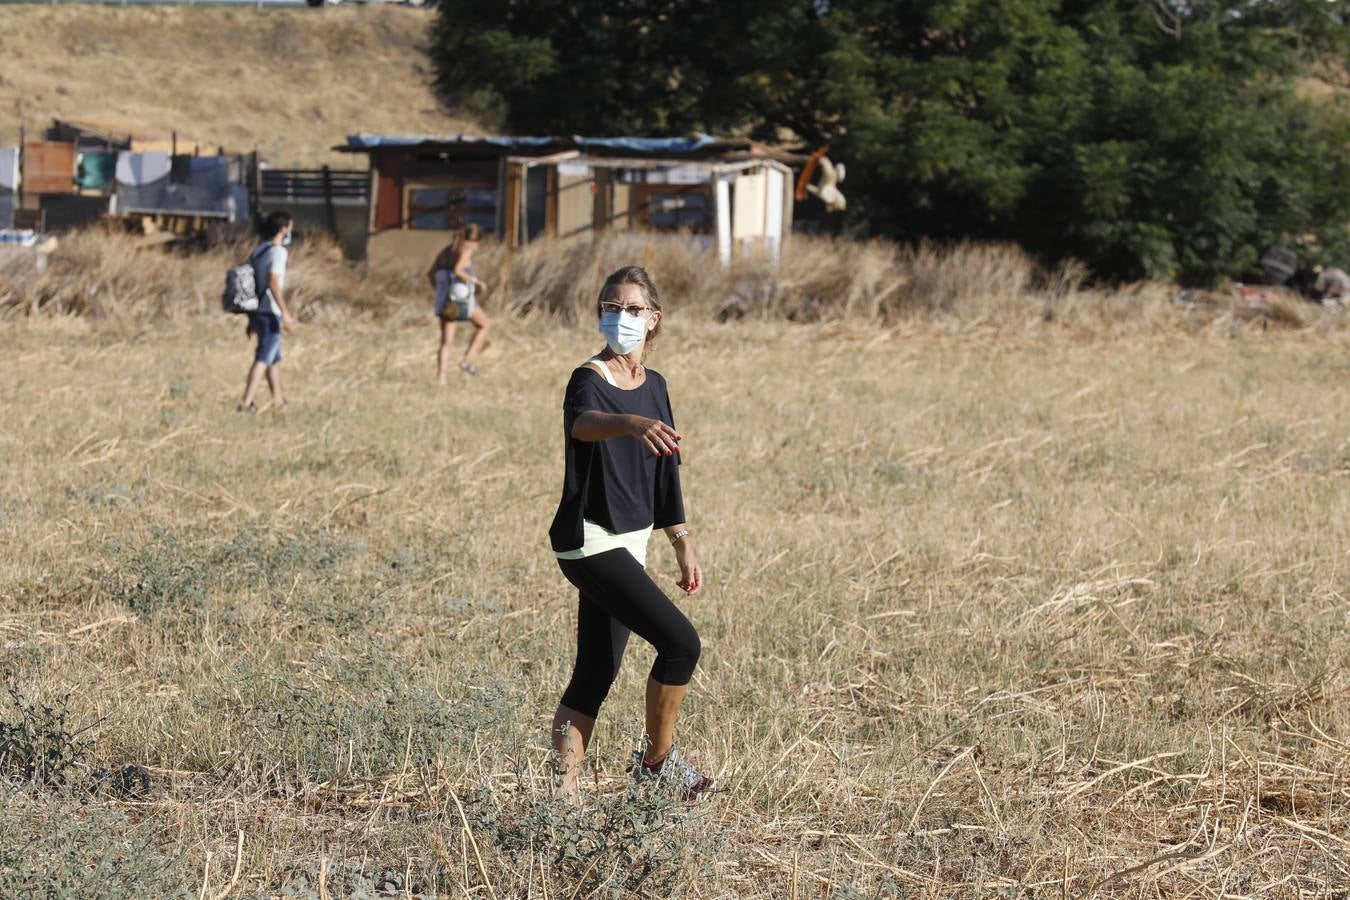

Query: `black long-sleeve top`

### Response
(548, 366, 686, 553)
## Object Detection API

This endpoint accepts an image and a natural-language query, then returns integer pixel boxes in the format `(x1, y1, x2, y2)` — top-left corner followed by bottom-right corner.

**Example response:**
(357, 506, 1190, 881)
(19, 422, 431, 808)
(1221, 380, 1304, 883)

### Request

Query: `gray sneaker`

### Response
(630, 747, 714, 802)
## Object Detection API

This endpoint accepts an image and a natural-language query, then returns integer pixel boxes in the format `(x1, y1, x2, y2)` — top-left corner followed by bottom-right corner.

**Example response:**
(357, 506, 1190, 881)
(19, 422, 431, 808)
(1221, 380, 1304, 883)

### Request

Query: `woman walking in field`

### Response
(427, 224, 491, 381)
(548, 265, 713, 803)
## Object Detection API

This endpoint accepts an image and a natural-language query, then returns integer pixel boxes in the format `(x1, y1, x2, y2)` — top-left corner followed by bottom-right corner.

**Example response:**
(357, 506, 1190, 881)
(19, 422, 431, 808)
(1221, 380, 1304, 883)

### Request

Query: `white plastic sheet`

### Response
(115, 151, 171, 185)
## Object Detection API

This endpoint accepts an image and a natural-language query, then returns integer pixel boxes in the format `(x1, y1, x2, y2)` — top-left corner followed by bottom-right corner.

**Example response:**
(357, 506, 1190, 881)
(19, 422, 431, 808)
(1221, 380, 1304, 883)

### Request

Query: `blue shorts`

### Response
(434, 271, 476, 322)
(250, 313, 283, 365)
(435, 294, 476, 322)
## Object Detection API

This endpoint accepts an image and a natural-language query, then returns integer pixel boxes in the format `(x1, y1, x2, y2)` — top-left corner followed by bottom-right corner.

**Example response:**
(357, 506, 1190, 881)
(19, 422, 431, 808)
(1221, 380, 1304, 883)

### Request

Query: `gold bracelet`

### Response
(669, 528, 690, 544)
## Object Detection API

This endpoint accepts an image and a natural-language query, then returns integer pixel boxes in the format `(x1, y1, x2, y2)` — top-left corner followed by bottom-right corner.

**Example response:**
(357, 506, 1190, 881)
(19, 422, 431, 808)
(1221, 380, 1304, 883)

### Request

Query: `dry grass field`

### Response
(2, 254, 1349, 896)
(0, 226, 1253, 328)
(0, 5, 475, 167)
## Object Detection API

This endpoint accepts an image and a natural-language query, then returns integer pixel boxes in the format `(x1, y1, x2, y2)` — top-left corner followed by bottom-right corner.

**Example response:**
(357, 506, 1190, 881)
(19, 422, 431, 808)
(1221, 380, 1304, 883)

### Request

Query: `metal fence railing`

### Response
(259, 168, 369, 204)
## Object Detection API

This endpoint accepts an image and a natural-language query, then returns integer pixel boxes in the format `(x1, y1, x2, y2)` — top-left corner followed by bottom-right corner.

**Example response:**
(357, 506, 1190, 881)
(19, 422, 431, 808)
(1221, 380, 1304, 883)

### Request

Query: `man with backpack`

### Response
(237, 212, 298, 412)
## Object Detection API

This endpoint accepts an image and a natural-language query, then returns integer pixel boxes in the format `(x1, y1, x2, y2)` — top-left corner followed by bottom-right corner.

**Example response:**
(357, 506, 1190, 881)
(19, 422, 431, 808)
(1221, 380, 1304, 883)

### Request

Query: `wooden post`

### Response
(365, 163, 378, 264)
(502, 161, 521, 252)
(322, 165, 338, 238)
(516, 162, 526, 248)
(251, 151, 261, 221)
(495, 156, 507, 243)
(17, 123, 25, 211)
(544, 165, 556, 238)
(519, 162, 529, 247)
(592, 167, 610, 234)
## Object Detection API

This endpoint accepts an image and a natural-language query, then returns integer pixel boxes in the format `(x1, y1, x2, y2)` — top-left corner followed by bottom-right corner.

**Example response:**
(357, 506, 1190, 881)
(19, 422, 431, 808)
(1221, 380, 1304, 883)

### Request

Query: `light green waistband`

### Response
(555, 519, 653, 566)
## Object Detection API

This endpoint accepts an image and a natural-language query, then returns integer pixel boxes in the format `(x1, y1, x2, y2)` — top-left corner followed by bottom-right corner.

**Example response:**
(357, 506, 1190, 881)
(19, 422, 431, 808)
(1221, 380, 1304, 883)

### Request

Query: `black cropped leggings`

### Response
(557, 549, 701, 719)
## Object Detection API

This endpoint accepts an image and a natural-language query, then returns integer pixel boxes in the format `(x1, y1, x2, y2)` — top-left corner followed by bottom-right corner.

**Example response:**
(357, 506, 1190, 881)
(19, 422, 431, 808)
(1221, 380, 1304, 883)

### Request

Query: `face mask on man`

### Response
(599, 310, 649, 354)
(282, 230, 294, 247)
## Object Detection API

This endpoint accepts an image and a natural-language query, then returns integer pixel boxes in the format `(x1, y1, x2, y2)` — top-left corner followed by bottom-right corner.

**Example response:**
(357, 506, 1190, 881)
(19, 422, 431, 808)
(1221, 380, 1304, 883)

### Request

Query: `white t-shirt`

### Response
(251, 242, 288, 317)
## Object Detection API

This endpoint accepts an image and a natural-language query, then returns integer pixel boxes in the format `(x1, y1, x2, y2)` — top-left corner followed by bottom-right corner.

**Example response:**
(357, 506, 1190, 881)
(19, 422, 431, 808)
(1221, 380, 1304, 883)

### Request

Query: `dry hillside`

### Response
(0, 6, 479, 167)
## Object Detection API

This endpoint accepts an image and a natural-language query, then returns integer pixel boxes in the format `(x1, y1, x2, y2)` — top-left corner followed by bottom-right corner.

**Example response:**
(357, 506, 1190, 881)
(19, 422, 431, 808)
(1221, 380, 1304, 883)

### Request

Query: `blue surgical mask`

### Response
(282, 231, 293, 247)
(599, 311, 648, 354)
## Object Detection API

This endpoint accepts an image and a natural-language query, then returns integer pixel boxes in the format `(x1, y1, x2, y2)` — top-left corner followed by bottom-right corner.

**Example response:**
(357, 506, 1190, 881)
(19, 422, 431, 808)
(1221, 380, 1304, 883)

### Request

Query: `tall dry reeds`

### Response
(483, 233, 1048, 323)
(0, 229, 409, 322)
(3, 226, 1338, 333)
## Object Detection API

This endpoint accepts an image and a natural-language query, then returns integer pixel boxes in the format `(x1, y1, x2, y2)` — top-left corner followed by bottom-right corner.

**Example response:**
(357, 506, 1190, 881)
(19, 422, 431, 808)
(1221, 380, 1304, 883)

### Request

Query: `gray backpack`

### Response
(222, 245, 266, 314)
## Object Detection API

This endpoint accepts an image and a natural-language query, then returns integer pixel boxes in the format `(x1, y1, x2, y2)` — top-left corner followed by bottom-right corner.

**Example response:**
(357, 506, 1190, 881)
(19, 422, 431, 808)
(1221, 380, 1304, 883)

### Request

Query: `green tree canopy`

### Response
(432, 0, 1350, 284)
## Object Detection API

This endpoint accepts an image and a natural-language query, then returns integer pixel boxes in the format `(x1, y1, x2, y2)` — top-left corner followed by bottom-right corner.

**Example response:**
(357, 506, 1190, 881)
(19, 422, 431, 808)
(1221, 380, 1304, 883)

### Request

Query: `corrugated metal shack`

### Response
(336, 133, 797, 271)
(5, 117, 255, 234)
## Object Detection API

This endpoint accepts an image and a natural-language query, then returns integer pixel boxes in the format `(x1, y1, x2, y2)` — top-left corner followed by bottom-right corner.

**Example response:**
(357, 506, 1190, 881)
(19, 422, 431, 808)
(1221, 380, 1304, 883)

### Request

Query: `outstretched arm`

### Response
(571, 411, 681, 457)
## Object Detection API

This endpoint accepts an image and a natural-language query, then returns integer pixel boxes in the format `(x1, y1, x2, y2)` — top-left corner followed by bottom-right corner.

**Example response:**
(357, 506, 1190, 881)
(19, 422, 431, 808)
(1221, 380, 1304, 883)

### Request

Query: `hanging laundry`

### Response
(0, 147, 16, 229)
(170, 154, 193, 183)
(0, 147, 17, 229)
(111, 152, 248, 219)
(76, 153, 117, 190)
(0, 147, 18, 191)
(115, 151, 171, 211)
(186, 156, 230, 193)
(115, 151, 171, 186)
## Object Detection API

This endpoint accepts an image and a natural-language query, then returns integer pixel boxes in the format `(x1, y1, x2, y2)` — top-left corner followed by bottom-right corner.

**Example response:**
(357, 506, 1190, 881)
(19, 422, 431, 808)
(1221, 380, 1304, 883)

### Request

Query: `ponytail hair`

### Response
(449, 223, 482, 255)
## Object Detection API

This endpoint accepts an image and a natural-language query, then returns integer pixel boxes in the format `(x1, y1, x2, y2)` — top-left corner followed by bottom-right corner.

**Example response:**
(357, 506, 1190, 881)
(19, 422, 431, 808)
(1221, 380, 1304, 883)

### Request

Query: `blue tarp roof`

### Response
(337, 133, 736, 155)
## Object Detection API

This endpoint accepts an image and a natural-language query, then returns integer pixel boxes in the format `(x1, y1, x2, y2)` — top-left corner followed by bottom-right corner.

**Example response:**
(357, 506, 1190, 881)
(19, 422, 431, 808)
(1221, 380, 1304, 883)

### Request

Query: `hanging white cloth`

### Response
(0, 147, 19, 191)
(115, 151, 171, 186)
